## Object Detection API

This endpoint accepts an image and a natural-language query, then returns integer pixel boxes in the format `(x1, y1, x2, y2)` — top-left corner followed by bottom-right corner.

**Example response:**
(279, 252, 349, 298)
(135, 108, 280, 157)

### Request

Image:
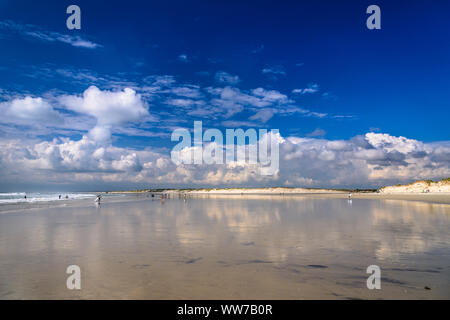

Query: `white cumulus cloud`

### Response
(59, 86, 149, 142)
(0, 96, 62, 125)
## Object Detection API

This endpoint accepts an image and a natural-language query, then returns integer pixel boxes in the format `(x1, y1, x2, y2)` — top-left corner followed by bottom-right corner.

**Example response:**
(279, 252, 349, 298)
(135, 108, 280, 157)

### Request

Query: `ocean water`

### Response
(0, 192, 96, 204)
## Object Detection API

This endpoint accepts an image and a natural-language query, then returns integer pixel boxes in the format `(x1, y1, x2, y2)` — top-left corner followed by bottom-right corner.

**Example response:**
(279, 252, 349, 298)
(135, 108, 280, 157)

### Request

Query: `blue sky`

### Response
(0, 0, 449, 191)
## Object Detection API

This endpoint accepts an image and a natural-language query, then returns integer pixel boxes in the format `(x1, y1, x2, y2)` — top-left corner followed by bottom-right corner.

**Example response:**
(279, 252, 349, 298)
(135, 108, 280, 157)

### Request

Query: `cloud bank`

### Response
(0, 126, 449, 190)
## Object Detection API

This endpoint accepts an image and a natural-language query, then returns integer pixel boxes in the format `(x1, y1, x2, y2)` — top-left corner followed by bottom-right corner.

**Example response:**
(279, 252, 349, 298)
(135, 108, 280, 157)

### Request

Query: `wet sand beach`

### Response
(0, 194, 449, 299)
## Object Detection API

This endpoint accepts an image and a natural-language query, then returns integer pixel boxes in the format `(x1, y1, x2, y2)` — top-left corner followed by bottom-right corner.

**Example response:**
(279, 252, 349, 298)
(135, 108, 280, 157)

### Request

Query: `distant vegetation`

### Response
(110, 186, 379, 193)
(416, 180, 434, 186)
(419, 178, 450, 185)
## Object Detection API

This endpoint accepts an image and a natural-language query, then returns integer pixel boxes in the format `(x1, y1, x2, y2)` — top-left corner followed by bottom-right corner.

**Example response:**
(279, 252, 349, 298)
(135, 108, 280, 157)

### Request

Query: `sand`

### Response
(0, 193, 449, 299)
(159, 188, 450, 205)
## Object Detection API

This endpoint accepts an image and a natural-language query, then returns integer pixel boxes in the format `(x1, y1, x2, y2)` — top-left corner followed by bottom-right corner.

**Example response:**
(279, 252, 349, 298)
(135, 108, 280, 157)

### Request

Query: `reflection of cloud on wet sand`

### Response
(370, 200, 450, 260)
(90, 196, 450, 265)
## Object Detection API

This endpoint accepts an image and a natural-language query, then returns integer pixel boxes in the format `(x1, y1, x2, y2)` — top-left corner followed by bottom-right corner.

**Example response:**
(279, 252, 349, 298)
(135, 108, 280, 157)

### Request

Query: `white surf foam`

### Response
(0, 192, 96, 204)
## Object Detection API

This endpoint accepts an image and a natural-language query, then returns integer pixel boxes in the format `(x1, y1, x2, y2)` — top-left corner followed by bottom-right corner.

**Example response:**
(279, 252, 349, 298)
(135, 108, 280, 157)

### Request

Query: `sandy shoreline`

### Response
(162, 189, 450, 204)
(339, 192, 450, 204)
(109, 187, 347, 195)
(113, 188, 450, 205)
(165, 187, 346, 194)
(1, 189, 449, 214)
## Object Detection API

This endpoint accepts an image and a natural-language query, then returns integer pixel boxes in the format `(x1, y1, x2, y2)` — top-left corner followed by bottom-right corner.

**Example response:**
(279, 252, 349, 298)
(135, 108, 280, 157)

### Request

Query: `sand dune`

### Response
(379, 179, 450, 194)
